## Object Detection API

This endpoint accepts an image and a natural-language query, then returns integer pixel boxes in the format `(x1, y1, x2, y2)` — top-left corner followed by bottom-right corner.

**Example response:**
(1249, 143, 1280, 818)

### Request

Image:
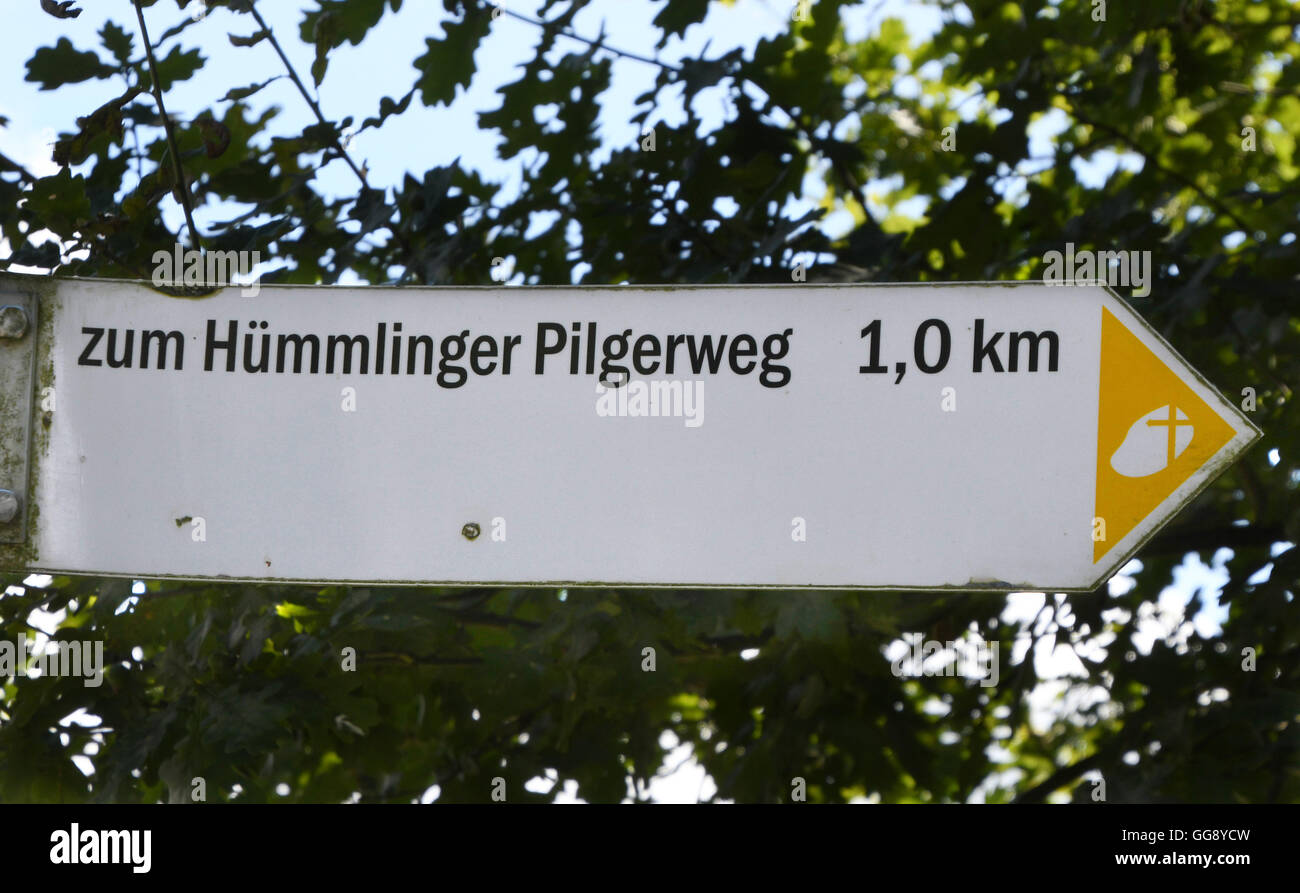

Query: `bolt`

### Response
(0, 490, 19, 524)
(0, 306, 28, 339)
(461, 522, 481, 541)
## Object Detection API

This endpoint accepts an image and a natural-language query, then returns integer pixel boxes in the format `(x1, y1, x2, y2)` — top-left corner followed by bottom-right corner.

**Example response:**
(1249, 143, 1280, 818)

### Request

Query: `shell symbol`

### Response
(1110, 405, 1194, 478)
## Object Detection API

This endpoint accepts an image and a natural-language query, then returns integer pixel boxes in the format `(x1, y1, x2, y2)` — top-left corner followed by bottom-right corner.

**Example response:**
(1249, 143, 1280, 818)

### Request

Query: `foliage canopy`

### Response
(0, 0, 1296, 803)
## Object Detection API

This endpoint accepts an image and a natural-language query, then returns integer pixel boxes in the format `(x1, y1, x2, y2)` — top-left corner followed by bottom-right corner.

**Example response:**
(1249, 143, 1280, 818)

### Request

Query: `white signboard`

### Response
(0, 274, 1259, 590)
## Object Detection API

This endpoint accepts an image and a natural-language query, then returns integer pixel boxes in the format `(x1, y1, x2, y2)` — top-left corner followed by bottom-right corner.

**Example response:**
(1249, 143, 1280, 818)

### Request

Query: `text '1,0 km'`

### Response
(0, 274, 1260, 591)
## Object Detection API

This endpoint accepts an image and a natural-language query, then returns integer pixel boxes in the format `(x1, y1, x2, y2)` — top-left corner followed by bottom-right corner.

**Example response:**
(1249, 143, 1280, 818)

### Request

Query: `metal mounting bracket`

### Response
(0, 291, 38, 544)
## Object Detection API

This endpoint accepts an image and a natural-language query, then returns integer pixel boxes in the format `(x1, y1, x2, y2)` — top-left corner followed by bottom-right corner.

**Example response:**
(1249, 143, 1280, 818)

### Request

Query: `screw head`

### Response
(461, 522, 481, 541)
(0, 490, 19, 524)
(0, 305, 28, 339)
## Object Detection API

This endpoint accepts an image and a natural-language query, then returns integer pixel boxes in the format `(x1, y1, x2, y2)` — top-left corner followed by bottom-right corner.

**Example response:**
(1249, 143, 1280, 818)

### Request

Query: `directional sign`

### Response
(0, 273, 1259, 590)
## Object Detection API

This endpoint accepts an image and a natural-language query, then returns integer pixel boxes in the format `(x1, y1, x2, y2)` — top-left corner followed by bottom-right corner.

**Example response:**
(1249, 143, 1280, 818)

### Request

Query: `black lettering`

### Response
(243, 324, 270, 373)
(728, 334, 757, 374)
(760, 329, 794, 388)
(438, 331, 469, 388)
(140, 330, 184, 370)
(391, 322, 403, 374)
(599, 330, 631, 386)
(685, 334, 728, 374)
(536, 323, 566, 374)
(665, 334, 687, 374)
(205, 320, 238, 372)
(326, 334, 369, 374)
(105, 328, 133, 369)
(471, 335, 498, 375)
(1008, 330, 1059, 372)
(276, 334, 320, 373)
(502, 334, 522, 374)
(972, 319, 1003, 373)
(78, 327, 104, 366)
(633, 334, 662, 375)
(407, 335, 434, 375)
(913, 319, 950, 374)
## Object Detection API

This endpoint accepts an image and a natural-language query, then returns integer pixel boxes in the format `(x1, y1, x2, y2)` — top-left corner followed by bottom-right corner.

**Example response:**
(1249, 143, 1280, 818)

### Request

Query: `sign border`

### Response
(0, 273, 1264, 592)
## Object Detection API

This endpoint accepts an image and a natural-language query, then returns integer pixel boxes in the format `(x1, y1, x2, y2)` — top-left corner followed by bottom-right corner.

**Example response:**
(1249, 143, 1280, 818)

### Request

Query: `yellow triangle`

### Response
(1094, 307, 1234, 562)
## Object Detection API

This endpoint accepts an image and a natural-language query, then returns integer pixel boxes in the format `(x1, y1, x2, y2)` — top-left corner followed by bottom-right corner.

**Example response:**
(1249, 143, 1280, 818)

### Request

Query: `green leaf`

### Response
(22, 169, 92, 238)
(652, 0, 712, 50)
(301, 0, 402, 85)
(40, 0, 82, 20)
(228, 29, 271, 48)
(361, 89, 415, 132)
(413, 12, 491, 107)
(52, 87, 141, 166)
(99, 22, 134, 65)
(3, 240, 61, 269)
(25, 38, 116, 89)
(221, 76, 282, 103)
(148, 45, 205, 92)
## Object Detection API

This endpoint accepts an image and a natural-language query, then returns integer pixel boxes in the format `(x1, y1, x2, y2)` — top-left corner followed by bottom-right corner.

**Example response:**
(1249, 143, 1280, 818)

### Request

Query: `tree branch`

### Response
(132, 0, 202, 249)
(241, 0, 429, 282)
(1070, 107, 1257, 234)
(490, 3, 682, 73)
(241, 0, 371, 188)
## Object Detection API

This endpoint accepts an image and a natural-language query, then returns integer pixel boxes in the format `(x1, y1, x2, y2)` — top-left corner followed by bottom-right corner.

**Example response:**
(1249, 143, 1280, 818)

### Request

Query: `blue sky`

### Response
(1, 0, 952, 264)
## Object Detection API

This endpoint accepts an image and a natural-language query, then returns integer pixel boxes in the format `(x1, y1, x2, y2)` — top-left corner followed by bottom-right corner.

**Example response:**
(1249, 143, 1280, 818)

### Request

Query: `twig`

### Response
(240, 0, 429, 282)
(1070, 107, 1257, 234)
(132, 0, 203, 250)
(241, 0, 371, 187)
(491, 3, 681, 72)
